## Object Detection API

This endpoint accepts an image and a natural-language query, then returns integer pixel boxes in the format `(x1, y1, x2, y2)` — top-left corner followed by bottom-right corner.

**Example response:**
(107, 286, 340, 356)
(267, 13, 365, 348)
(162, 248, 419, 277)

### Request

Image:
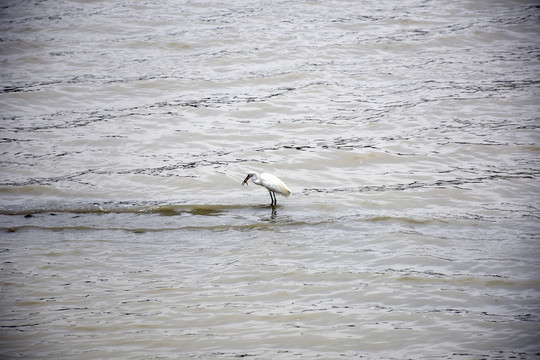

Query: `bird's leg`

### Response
(269, 191, 277, 206)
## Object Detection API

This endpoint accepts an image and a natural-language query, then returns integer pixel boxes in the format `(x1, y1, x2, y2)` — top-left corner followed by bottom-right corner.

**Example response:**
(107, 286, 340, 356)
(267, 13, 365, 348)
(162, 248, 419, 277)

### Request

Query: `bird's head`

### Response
(242, 172, 255, 186)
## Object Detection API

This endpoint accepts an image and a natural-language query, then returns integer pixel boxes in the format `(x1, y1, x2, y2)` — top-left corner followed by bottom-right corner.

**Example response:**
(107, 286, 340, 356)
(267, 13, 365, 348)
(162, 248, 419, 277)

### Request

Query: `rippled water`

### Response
(1, 0, 539, 359)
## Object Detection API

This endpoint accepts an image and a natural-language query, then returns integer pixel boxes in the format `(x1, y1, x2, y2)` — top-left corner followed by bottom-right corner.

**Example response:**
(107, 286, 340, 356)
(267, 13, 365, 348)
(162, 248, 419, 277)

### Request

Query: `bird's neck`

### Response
(250, 173, 262, 185)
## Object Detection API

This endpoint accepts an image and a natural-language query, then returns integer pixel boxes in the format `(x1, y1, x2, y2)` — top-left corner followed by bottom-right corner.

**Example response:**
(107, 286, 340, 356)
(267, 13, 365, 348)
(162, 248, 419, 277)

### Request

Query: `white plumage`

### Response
(242, 171, 291, 206)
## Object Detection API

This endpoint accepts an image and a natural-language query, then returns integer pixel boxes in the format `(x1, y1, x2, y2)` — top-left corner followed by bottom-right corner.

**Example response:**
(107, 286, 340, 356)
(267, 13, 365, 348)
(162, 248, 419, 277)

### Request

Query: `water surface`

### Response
(1, 0, 539, 359)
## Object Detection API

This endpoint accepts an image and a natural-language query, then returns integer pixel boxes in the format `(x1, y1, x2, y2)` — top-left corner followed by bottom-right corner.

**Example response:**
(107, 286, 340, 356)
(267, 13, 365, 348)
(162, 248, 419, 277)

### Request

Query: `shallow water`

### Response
(1, 0, 539, 359)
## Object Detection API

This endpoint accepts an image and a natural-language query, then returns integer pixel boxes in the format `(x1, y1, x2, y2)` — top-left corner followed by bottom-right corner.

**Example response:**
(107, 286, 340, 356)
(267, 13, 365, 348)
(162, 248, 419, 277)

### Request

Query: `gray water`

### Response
(1, 0, 539, 359)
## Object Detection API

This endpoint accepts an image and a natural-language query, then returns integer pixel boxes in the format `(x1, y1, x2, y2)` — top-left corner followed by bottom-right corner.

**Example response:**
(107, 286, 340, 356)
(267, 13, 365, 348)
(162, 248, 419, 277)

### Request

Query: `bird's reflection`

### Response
(270, 205, 277, 219)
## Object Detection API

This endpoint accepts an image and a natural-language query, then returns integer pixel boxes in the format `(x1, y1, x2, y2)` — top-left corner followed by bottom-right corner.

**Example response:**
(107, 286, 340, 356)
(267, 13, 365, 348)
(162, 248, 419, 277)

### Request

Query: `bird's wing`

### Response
(260, 173, 291, 197)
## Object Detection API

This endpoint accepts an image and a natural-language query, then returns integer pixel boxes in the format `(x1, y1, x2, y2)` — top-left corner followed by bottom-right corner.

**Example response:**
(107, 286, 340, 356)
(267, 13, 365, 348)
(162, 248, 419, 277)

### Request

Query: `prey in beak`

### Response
(242, 173, 252, 186)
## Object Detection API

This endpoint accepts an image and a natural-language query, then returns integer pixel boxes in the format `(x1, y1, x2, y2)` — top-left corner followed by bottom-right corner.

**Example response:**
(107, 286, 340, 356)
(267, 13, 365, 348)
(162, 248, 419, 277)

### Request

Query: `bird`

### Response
(242, 171, 291, 206)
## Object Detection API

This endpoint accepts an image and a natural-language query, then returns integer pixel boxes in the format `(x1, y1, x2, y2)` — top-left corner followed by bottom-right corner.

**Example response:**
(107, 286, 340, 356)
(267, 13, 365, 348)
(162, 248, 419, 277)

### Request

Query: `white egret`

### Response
(242, 171, 291, 206)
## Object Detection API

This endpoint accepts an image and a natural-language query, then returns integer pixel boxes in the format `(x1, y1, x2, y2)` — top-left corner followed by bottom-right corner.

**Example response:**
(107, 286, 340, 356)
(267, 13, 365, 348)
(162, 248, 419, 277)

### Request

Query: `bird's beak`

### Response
(242, 175, 250, 186)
